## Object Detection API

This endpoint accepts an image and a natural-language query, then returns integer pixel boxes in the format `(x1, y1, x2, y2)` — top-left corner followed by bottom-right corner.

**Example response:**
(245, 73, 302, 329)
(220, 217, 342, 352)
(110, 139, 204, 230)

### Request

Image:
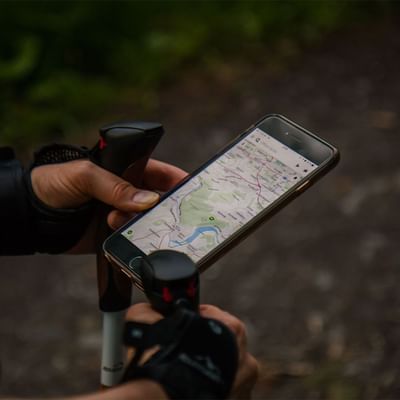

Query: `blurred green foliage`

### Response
(0, 1, 396, 150)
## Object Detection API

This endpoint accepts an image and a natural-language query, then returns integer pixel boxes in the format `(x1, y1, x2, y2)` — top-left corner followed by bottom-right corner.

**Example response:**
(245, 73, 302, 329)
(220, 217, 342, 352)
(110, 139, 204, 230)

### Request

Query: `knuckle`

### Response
(76, 159, 95, 176)
(111, 181, 134, 204)
(238, 354, 260, 387)
(247, 354, 260, 377)
(73, 160, 96, 184)
(200, 304, 220, 314)
(228, 318, 246, 338)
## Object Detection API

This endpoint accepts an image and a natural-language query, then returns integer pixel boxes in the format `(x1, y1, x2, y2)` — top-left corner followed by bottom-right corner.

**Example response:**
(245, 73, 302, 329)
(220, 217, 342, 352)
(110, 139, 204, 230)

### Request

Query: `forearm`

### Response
(4, 381, 168, 400)
(70, 380, 168, 400)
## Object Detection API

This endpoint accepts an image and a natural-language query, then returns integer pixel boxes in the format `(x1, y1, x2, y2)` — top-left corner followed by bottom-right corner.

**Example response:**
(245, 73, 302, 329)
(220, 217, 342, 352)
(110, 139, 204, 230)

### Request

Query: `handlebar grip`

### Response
(93, 121, 164, 176)
(93, 121, 164, 312)
(140, 250, 200, 316)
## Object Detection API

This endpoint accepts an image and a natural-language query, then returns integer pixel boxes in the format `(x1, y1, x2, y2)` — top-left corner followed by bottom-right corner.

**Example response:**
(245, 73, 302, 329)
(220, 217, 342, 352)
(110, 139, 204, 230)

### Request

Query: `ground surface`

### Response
(1, 20, 400, 399)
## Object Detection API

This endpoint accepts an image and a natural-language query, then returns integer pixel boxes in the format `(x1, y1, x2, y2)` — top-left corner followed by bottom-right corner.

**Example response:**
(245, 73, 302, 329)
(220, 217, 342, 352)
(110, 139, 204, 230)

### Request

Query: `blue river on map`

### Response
(171, 225, 219, 246)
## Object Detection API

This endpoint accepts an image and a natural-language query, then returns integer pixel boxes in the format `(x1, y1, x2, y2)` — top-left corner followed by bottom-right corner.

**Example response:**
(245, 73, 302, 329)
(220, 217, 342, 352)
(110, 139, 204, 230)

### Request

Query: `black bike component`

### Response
(92, 121, 164, 175)
(91, 121, 164, 312)
(140, 250, 200, 315)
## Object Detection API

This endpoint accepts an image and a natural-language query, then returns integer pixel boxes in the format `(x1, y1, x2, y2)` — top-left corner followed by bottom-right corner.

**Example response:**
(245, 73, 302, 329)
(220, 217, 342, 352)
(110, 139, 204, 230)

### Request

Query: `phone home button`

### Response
(128, 256, 143, 275)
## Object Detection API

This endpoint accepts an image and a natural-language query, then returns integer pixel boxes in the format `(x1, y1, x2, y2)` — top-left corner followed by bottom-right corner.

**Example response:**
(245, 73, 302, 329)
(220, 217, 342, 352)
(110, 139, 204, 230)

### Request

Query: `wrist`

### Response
(70, 380, 168, 400)
(25, 169, 94, 253)
(122, 379, 169, 399)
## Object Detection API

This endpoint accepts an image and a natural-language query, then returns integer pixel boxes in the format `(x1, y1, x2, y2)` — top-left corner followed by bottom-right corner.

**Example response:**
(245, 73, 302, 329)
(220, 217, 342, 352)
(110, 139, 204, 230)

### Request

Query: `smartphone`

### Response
(104, 114, 339, 288)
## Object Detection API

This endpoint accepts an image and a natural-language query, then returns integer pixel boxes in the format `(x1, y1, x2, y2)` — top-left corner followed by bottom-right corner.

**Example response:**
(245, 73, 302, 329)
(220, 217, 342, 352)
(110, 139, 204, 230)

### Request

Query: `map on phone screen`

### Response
(122, 128, 317, 262)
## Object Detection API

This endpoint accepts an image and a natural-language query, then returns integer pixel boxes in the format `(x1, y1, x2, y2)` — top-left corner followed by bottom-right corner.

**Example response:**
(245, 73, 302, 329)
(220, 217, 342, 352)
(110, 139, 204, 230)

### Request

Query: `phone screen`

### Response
(121, 127, 318, 263)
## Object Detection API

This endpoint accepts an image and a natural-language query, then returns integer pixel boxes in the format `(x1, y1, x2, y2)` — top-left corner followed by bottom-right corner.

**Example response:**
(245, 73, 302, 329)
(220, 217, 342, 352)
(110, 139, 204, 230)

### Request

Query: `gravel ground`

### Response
(1, 20, 400, 399)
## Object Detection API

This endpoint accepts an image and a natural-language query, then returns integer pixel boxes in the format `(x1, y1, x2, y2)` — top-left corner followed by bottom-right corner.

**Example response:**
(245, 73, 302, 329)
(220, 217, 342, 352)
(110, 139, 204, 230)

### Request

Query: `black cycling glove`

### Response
(121, 308, 239, 400)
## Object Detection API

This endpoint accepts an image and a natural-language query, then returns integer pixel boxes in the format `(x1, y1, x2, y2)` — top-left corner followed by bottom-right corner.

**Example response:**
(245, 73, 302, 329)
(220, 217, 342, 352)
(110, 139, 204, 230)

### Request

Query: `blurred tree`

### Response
(0, 0, 396, 151)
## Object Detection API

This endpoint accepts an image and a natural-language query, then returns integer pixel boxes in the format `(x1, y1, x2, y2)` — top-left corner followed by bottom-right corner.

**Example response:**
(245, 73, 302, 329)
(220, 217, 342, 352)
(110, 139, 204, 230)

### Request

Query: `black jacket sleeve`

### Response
(0, 147, 35, 254)
(0, 146, 93, 255)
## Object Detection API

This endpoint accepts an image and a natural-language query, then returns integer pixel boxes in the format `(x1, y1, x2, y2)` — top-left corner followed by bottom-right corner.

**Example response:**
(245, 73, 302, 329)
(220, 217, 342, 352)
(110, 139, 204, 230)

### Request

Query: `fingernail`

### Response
(132, 190, 159, 205)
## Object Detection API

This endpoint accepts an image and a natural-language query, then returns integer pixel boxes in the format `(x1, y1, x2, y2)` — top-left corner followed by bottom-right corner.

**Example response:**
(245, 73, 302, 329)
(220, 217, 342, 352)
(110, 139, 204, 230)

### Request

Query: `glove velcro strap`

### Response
(124, 312, 189, 349)
(24, 174, 94, 254)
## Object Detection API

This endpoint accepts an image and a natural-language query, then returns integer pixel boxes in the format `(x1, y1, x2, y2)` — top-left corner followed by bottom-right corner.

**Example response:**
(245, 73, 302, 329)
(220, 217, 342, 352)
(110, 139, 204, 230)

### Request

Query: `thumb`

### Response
(83, 162, 160, 212)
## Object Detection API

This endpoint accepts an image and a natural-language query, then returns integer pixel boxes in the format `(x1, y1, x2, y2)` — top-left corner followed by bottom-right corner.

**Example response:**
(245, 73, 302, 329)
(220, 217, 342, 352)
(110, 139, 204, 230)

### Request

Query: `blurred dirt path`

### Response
(1, 21, 400, 399)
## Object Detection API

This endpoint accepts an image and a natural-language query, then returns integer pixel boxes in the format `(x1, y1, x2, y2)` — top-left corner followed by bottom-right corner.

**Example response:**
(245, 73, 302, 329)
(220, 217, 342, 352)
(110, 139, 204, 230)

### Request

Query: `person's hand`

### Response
(126, 303, 260, 399)
(199, 305, 260, 399)
(30, 158, 187, 252)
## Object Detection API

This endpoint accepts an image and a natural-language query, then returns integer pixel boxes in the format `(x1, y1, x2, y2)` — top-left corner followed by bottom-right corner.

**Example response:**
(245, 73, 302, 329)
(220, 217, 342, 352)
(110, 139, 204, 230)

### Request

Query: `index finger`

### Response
(125, 302, 163, 325)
